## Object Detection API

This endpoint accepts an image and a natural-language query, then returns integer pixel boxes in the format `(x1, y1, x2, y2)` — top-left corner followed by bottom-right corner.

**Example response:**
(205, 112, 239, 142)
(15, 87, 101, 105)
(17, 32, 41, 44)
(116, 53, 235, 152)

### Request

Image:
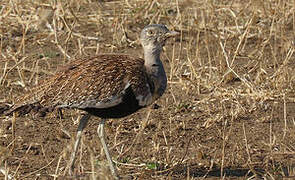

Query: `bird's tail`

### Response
(1, 102, 51, 117)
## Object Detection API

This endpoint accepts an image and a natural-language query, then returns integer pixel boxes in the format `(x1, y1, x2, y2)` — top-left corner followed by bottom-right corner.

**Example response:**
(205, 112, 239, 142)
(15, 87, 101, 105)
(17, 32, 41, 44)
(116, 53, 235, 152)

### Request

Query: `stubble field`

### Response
(0, 0, 295, 179)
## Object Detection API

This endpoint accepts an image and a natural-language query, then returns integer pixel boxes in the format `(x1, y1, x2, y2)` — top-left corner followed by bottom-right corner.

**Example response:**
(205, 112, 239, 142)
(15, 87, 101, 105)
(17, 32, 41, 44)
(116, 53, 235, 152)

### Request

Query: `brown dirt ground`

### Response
(1, 0, 295, 179)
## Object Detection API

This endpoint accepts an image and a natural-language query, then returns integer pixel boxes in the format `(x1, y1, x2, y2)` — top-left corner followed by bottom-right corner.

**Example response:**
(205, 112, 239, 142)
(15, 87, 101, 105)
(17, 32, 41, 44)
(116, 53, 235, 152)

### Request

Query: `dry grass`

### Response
(0, 0, 295, 179)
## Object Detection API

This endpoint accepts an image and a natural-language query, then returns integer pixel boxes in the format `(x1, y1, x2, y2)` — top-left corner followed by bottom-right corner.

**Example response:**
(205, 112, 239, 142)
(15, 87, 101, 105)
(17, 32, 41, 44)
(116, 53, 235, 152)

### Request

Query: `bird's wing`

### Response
(60, 81, 131, 109)
(6, 54, 153, 115)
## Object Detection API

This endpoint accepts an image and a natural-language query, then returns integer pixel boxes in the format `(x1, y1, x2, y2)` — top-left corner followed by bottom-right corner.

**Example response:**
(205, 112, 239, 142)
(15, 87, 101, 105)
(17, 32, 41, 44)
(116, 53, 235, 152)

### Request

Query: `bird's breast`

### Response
(148, 70, 167, 103)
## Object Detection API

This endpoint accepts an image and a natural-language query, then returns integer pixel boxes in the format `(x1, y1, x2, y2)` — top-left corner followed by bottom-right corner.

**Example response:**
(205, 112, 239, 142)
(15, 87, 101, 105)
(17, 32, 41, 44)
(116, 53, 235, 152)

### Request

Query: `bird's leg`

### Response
(97, 119, 119, 179)
(68, 113, 91, 175)
(118, 108, 151, 159)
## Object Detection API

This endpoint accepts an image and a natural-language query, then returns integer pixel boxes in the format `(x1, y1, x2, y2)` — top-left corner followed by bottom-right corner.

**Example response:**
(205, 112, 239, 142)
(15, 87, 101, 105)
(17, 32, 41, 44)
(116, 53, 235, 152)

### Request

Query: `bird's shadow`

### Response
(154, 163, 268, 178)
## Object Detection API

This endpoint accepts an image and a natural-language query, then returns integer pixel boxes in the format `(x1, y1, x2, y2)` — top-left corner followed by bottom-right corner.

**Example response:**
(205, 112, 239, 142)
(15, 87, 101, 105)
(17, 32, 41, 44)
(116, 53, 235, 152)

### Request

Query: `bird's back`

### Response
(5, 54, 154, 117)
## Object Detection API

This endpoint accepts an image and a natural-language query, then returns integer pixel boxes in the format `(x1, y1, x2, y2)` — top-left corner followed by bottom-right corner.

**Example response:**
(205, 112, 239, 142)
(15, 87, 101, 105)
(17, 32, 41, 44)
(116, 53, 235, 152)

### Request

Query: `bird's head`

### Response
(140, 24, 179, 52)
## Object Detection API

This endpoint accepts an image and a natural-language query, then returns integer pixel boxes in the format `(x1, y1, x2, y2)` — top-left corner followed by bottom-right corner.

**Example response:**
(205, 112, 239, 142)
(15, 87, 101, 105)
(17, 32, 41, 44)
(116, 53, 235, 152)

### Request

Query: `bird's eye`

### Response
(147, 30, 155, 36)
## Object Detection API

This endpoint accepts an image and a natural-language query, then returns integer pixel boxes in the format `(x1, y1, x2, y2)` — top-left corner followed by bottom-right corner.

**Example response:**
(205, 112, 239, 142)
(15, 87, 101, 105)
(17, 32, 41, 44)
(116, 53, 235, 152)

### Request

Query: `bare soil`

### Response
(1, 0, 295, 179)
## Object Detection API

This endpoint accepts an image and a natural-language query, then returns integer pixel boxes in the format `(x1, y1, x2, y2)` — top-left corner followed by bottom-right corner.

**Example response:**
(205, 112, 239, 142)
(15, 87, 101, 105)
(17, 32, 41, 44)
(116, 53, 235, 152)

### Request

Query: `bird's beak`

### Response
(165, 31, 180, 38)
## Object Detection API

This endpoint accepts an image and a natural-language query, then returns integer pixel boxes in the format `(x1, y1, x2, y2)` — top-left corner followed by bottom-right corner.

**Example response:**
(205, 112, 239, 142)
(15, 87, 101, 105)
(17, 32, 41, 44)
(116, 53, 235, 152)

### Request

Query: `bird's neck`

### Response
(143, 46, 162, 67)
(143, 46, 167, 99)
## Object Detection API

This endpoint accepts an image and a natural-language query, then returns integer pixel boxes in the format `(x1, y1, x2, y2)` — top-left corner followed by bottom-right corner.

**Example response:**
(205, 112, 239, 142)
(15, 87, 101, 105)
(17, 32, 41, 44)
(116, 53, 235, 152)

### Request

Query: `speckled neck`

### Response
(143, 45, 167, 98)
(143, 44, 162, 67)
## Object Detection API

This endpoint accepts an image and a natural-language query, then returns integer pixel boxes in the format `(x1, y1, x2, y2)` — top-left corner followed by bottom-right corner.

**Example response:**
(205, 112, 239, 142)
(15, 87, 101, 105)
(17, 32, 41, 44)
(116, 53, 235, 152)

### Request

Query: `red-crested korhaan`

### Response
(3, 24, 179, 179)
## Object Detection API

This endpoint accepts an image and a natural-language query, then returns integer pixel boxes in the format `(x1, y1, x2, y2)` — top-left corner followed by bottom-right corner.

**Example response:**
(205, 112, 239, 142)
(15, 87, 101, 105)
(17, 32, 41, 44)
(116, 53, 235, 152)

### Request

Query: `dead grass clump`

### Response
(0, 0, 295, 179)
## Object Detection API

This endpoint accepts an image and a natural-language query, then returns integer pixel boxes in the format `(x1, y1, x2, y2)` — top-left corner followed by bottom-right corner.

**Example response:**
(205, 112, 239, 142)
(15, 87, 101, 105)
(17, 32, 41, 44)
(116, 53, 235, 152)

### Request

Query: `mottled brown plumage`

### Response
(7, 54, 152, 116)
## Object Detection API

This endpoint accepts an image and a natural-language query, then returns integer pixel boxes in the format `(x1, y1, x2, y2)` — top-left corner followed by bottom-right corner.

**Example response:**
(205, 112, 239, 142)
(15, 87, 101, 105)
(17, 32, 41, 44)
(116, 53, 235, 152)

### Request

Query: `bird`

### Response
(3, 24, 179, 179)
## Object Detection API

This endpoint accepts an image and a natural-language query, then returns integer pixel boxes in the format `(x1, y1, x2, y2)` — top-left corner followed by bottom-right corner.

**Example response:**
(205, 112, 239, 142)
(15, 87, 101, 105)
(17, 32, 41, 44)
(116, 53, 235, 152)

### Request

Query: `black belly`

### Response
(83, 86, 144, 119)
